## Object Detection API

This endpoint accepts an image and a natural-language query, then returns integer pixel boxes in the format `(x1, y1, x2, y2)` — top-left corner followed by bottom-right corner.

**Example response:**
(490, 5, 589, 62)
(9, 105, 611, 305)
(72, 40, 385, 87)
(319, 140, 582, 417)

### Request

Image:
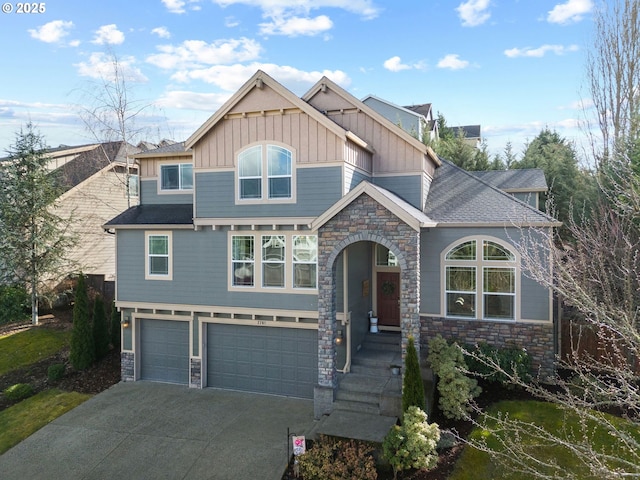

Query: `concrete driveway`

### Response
(0, 382, 316, 480)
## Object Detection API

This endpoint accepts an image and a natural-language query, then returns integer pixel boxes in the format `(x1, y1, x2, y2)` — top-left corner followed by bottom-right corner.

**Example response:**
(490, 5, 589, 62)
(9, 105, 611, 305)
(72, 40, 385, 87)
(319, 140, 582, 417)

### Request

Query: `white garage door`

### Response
(140, 319, 189, 384)
(206, 324, 317, 398)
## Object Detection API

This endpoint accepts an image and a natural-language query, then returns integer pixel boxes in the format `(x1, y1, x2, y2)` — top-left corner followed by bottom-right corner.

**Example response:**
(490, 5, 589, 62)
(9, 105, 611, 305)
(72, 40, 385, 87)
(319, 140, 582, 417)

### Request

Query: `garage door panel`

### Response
(140, 319, 189, 385)
(207, 324, 317, 398)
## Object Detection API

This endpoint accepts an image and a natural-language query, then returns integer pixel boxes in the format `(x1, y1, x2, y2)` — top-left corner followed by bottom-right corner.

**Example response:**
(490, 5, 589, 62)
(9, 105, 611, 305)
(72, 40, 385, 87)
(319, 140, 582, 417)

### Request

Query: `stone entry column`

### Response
(314, 193, 420, 419)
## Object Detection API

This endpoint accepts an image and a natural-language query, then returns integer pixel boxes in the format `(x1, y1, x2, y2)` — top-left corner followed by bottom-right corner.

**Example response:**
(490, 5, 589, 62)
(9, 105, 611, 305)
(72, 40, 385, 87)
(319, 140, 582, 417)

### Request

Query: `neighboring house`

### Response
(49, 141, 139, 283)
(362, 96, 438, 142)
(106, 71, 559, 419)
(450, 124, 482, 148)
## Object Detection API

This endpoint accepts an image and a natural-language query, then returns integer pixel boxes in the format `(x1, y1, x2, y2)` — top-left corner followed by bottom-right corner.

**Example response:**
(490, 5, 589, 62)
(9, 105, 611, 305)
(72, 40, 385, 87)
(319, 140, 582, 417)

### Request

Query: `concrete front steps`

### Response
(334, 332, 403, 418)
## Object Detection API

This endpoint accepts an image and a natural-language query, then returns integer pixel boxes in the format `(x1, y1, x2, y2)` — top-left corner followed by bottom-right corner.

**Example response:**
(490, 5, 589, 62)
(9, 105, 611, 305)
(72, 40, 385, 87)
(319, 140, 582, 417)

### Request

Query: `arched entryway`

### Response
(312, 192, 421, 418)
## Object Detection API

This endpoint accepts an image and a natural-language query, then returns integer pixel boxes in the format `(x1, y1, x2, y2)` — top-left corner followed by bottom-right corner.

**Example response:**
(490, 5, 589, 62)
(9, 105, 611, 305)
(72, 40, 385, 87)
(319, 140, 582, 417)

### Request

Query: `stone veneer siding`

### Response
(190, 358, 202, 388)
(121, 352, 134, 381)
(420, 316, 556, 380)
(316, 193, 420, 418)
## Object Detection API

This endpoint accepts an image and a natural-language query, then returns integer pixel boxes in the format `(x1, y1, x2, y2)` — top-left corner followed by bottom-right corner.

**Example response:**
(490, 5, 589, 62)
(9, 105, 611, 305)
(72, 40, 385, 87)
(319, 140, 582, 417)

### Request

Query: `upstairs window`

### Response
(444, 238, 517, 320)
(160, 163, 193, 191)
(237, 144, 293, 202)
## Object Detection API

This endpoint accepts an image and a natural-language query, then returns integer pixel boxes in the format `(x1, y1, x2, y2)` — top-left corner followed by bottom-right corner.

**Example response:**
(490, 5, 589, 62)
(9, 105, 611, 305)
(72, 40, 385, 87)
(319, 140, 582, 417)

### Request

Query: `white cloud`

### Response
(155, 90, 232, 111)
(212, 0, 379, 20)
(162, 0, 187, 13)
(437, 54, 470, 70)
(75, 52, 147, 82)
(383, 56, 410, 72)
(152, 27, 171, 39)
(504, 44, 579, 58)
(28, 20, 74, 43)
(547, 0, 593, 25)
(169, 63, 350, 94)
(456, 0, 491, 27)
(225, 16, 240, 27)
(147, 38, 262, 70)
(260, 15, 333, 36)
(92, 24, 125, 45)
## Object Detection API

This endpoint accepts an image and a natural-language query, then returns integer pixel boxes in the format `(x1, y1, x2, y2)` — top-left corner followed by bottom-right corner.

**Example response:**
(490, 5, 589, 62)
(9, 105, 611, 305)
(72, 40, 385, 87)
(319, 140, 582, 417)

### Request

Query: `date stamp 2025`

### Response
(2, 2, 46, 14)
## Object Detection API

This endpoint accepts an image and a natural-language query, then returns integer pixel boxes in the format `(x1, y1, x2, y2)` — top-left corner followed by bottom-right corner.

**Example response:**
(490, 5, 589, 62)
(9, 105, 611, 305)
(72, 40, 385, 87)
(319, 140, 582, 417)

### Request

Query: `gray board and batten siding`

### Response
(116, 228, 318, 311)
(419, 226, 552, 322)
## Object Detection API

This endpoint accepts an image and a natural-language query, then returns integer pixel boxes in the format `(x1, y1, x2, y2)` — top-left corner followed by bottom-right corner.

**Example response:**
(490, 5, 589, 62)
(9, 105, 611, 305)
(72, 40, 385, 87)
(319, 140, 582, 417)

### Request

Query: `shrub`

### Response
(70, 274, 95, 370)
(465, 342, 531, 387)
(110, 301, 120, 350)
(92, 296, 110, 360)
(47, 363, 65, 381)
(383, 406, 440, 480)
(403, 335, 425, 413)
(297, 435, 377, 480)
(3, 383, 34, 401)
(428, 334, 481, 420)
(0, 284, 29, 324)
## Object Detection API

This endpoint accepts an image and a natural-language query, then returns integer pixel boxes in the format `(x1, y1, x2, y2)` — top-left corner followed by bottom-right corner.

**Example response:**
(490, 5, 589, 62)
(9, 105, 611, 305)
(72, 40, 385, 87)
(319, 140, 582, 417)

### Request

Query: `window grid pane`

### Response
(293, 235, 317, 289)
(483, 241, 515, 261)
(232, 236, 254, 286)
(446, 240, 476, 260)
(262, 235, 285, 288)
(267, 146, 292, 199)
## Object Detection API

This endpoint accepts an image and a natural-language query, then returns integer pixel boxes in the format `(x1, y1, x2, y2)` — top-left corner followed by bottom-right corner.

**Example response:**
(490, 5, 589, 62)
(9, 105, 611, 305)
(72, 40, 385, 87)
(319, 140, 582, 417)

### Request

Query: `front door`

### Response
(376, 271, 400, 327)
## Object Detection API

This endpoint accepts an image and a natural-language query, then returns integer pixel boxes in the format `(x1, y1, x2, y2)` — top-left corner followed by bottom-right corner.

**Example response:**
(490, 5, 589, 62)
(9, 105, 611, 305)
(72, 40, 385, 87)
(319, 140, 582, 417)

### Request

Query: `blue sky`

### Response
(0, 0, 596, 159)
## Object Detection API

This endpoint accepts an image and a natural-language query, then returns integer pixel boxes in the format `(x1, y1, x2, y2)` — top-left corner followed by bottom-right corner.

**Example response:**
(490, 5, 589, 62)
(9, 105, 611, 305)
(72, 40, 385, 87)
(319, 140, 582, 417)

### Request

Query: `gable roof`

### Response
(185, 70, 363, 150)
(472, 169, 548, 193)
(133, 141, 191, 159)
(53, 142, 128, 191)
(403, 103, 433, 118)
(311, 181, 436, 232)
(303, 77, 441, 167)
(425, 160, 559, 226)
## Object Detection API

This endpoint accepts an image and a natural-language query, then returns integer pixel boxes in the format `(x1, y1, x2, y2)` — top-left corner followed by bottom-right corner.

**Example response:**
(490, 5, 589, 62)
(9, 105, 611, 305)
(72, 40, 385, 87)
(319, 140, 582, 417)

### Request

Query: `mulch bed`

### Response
(0, 311, 121, 413)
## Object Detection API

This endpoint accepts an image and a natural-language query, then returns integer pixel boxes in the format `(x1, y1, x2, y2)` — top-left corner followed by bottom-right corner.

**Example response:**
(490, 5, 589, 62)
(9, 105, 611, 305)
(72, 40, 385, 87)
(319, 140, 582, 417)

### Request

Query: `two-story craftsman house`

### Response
(106, 70, 558, 418)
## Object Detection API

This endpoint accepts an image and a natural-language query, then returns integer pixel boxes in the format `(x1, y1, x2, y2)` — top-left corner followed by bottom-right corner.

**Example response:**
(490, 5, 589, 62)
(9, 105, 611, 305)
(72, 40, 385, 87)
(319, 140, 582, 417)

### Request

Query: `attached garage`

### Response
(139, 319, 189, 384)
(206, 324, 318, 398)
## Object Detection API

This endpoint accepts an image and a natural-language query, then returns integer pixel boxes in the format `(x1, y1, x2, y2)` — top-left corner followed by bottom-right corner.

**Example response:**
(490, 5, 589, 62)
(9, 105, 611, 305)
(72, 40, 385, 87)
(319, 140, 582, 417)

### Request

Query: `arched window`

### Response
(444, 238, 517, 320)
(237, 144, 293, 201)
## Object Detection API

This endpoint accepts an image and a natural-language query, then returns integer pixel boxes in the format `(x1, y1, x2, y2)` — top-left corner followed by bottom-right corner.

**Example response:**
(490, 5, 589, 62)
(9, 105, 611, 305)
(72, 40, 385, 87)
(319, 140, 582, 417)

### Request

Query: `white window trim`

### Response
(235, 142, 296, 205)
(158, 162, 194, 194)
(441, 236, 520, 321)
(145, 231, 173, 281)
(228, 231, 317, 294)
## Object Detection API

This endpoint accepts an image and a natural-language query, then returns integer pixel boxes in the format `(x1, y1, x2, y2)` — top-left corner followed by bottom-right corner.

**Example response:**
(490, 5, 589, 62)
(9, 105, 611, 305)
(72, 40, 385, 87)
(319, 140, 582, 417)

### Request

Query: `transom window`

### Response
(145, 232, 172, 280)
(160, 163, 193, 191)
(444, 238, 517, 320)
(237, 144, 293, 201)
(230, 233, 316, 291)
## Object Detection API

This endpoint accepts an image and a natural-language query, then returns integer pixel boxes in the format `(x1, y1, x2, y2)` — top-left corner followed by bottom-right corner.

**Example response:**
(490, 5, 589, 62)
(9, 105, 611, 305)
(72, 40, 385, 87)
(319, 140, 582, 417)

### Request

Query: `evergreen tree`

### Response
(70, 274, 94, 370)
(402, 336, 425, 413)
(92, 295, 109, 360)
(0, 123, 75, 324)
(110, 301, 121, 350)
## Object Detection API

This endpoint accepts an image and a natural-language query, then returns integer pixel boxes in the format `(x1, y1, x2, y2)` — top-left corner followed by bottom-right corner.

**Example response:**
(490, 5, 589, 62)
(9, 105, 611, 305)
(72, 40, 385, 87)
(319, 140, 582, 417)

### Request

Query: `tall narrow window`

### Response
(238, 146, 262, 199)
(293, 235, 317, 289)
(262, 235, 285, 288)
(232, 236, 255, 286)
(146, 232, 172, 280)
(267, 145, 292, 199)
(160, 164, 193, 191)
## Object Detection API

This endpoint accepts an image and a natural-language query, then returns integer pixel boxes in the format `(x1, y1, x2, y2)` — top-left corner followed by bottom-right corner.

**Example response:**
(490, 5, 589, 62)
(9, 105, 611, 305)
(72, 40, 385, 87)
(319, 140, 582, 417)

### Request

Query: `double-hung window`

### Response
(232, 236, 255, 287)
(444, 238, 516, 320)
(160, 163, 193, 191)
(146, 232, 172, 280)
(237, 144, 293, 202)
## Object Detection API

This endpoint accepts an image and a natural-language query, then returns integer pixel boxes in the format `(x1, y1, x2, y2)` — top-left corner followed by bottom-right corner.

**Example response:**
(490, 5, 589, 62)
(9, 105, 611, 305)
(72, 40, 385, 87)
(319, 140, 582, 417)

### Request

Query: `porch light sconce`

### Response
(121, 318, 130, 329)
(335, 329, 343, 346)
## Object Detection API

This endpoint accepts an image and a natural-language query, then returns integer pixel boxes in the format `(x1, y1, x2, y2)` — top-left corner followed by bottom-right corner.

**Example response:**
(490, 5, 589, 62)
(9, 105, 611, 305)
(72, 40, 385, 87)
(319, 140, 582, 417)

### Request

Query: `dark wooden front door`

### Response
(376, 271, 400, 327)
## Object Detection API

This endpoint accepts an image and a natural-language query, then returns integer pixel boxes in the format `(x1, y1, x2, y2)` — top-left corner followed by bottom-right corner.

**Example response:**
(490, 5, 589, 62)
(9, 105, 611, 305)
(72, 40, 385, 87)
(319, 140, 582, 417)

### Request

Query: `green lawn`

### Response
(0, 389, 91, 454)
(0, 328, 71, 376)
(449, 400, 640, 479)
